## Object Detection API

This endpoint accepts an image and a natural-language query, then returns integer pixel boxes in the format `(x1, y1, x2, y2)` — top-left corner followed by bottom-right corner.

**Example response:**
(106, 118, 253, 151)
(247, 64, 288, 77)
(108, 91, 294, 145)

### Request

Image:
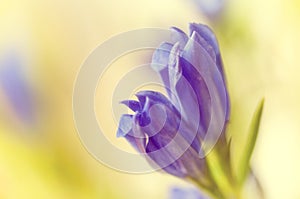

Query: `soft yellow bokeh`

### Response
(0, 0, 300, 199)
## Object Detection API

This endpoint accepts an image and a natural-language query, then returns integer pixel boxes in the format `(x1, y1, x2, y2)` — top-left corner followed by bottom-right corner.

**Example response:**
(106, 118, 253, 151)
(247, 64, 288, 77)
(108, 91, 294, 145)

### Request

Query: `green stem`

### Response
(206, 149, 236, 198)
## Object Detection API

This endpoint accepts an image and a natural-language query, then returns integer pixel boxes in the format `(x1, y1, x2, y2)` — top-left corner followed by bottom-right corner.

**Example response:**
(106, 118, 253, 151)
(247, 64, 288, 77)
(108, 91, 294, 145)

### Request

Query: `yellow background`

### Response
(0, 0, 300, 198)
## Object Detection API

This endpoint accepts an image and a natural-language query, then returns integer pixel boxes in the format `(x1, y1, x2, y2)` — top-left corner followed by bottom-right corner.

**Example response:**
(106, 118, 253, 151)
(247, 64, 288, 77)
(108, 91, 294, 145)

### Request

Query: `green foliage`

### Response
(237, 99, 265, 186)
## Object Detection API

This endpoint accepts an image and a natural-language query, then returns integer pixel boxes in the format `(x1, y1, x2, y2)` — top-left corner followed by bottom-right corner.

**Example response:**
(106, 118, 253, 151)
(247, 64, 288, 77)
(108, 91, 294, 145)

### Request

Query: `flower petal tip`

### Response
(116, 114, 133, 138)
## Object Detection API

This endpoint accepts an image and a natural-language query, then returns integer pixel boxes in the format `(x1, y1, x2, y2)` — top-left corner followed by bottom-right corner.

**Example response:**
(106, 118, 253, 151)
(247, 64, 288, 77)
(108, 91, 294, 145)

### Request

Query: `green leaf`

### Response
(237, 98, 265, 185)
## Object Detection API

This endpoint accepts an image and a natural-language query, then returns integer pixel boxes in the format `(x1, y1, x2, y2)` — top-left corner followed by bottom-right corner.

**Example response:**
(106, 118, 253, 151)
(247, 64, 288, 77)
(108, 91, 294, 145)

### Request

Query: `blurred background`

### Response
(1, 0, 300, 198)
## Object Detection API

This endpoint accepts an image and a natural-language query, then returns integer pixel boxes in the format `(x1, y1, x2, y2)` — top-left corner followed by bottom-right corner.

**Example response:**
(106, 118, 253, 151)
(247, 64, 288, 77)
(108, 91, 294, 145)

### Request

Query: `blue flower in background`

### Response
(0, 53, 35, 125)
(191, 0, 226, 21)
(169, 187, 210, 199)
(117, 23, 229, 182)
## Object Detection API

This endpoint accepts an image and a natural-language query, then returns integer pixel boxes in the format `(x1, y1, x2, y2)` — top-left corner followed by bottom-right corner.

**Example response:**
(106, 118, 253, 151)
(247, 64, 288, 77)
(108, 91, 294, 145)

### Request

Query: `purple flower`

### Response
(169, 187, 210, 199)
(117, 23, 229, 180)
(191, 0, 226, 21)
(0, 53, 35, 125)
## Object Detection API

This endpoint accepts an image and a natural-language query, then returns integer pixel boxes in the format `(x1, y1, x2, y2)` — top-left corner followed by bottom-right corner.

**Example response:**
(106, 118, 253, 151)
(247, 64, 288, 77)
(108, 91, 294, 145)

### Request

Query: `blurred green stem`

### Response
(194, 149, 264, 199)
(206, 148, 237, 198)
(193, 172, 264, 199)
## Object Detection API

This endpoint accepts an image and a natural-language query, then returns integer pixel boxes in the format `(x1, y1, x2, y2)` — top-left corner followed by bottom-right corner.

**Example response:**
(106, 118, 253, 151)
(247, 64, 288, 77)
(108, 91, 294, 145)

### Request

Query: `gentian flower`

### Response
(117, 23, 266, 199)
(117, 23, 229, 188)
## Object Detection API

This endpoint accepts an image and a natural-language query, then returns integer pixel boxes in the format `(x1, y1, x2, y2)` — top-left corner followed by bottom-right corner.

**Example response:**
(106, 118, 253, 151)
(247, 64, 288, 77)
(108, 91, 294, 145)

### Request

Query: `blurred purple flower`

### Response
(169, 187, 210, 199)
(0, 53, 35, 125)
(117, 23, 229, 180)
(191, 0, 226, 20)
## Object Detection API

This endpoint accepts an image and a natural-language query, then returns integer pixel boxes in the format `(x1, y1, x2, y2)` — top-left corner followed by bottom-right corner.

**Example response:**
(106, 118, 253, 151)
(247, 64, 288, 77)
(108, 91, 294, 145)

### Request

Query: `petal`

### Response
(136, 90, 180, 117)
(182, 31, 227, 153)
(137, 96, 152, 127)
(151, 32, 196, 102)
(189, 23, 224, 78)
(189, 23, 230, 123)
(190, 30, 216, 63)
(167, 42, 199, 121)
(151, 42, 173, 96)
(151, 42, 173, 72)
(170, 27, 188, 50)
(167, 42, 207, 143)
(120, 100, 141, 112)
(146, 140, 186, 177)
(117, 114, 146, 153)
(116, 114, 134, 138)
(178, 56, 211, 137)
(136, 92, 146, 107)
(189, 23, 219, 55)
